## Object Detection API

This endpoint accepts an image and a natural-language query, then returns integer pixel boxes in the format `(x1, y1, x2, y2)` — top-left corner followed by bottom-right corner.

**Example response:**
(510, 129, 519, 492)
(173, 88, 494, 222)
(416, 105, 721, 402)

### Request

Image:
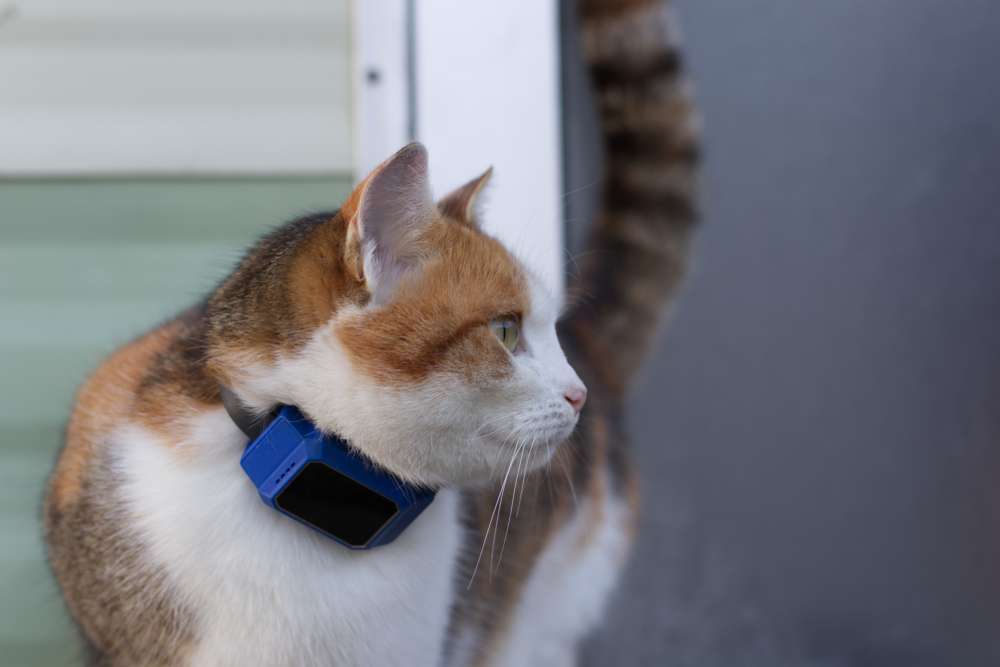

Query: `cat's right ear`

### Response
(437, 168, 492, 228)
(342, 143, 435, 303)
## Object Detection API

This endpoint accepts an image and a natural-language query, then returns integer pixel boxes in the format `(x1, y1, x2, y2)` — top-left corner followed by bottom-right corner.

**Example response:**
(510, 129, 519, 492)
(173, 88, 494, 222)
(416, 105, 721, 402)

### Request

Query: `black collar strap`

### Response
(220, 384, 280, 440)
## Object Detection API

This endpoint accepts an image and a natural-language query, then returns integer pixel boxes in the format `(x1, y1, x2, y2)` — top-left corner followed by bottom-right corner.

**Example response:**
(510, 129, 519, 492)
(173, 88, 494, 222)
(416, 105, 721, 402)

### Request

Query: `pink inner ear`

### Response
(356, 143, 436, 299)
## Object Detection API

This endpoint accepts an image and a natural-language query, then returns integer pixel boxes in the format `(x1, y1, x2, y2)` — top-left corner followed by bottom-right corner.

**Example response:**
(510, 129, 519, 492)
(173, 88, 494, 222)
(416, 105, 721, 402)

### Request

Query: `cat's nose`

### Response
(565, 388, 587, 416)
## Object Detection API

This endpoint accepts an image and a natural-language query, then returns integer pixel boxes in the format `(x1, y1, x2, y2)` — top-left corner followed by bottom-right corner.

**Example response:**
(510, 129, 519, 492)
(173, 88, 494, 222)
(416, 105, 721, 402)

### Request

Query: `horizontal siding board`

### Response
(1, 177, 352, 243)
(0, 0, 352, 174)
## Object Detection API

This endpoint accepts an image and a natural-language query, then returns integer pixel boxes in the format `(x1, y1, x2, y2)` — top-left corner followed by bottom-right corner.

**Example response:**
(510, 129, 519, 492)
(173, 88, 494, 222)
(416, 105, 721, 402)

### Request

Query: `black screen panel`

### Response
(276, 461, 399, 547)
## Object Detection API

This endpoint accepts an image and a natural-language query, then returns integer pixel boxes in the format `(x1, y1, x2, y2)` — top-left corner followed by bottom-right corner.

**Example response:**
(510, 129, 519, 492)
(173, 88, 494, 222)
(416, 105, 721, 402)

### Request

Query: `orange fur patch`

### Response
(336, 220, 531, 384)
(50, 320, 184, 510)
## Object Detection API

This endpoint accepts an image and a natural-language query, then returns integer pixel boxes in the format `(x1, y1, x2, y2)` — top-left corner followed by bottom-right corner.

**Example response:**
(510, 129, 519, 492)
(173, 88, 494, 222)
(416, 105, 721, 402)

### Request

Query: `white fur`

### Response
(487, 476, 633, 667)
(116, 409, 461, 667)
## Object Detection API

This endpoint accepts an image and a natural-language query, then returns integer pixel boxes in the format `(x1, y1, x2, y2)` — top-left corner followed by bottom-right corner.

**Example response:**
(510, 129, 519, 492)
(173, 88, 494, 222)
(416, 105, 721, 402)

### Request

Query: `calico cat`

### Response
(43, 0, 698, 665)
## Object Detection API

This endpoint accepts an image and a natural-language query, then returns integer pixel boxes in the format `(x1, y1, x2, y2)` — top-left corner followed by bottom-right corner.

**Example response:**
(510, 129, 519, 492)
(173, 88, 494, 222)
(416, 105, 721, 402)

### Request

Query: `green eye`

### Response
(489, 317, 519, 352)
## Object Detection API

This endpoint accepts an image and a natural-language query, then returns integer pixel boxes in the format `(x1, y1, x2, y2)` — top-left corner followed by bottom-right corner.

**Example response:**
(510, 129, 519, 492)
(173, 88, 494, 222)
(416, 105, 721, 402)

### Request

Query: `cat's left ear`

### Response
(343, 143, 435, 302)
(437, 168, 492, 228)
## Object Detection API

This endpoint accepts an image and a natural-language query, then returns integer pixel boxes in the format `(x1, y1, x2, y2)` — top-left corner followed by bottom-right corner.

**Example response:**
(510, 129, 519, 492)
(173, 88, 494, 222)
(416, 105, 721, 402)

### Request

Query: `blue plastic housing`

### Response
(240, 405, 435, 549)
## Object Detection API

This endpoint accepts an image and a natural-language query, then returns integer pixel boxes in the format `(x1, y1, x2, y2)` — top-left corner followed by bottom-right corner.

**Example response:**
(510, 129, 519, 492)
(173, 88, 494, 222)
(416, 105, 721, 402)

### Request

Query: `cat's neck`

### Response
(118, 405, 463, 665)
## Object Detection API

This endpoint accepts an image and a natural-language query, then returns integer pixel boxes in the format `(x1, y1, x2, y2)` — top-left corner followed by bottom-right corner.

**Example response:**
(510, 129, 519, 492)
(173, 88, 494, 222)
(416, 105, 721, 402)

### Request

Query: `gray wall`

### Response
(572, 1, 1000, 665)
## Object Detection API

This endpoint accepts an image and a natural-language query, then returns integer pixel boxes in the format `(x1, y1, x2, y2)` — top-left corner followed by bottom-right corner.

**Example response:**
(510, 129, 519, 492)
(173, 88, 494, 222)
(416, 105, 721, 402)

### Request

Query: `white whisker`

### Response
(516, 434, 537, 518)
(492, 438, 526, 574)
(495, 437, 528, 573)
(470, 437, 523, 588)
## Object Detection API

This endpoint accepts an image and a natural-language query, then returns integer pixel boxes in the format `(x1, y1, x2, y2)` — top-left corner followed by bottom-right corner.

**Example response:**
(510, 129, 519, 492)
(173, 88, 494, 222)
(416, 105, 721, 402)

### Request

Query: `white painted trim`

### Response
(413, 0, 565, 297)
(350, 0, 413, 183)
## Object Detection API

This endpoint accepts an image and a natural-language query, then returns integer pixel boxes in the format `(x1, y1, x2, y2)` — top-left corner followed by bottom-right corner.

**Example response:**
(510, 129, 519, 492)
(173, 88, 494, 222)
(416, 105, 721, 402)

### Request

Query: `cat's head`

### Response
(225, 144, 585, 488)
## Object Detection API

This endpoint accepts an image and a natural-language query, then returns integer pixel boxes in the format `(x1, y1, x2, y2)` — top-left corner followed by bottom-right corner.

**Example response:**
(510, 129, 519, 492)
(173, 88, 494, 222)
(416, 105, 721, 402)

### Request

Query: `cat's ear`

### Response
(437, 168, 492, 228)
(343, 143, 435, 302)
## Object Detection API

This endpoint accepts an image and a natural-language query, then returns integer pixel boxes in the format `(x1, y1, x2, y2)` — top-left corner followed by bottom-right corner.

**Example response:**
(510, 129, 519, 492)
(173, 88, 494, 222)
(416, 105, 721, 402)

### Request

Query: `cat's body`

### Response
(44, 1, 698, 665)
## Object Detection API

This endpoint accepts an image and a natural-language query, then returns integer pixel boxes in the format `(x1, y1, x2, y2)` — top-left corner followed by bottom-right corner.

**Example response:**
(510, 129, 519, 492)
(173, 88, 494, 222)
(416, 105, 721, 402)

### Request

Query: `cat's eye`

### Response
(489, 317, 520, 352)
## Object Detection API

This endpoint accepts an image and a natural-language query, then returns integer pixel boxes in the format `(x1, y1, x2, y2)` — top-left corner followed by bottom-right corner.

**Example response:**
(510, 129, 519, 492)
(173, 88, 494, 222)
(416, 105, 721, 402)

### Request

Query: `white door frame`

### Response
(352, 0, 565, 296)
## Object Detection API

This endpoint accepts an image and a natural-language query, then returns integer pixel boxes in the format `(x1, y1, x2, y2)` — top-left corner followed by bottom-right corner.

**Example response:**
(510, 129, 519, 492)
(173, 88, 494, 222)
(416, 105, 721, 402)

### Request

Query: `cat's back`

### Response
(47, 311, 194, 524)
(45, 315, 202, 665)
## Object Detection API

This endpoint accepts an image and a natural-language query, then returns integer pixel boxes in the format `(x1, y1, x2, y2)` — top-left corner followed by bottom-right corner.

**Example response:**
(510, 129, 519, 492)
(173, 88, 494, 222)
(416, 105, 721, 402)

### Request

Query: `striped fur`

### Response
(567, 0, 700, 399)
(43, 0, 697, 664)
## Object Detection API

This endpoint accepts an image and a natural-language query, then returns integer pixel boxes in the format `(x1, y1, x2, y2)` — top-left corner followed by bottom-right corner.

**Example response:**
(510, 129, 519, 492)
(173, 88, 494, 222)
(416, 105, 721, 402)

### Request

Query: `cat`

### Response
(43, 0, 699, 665)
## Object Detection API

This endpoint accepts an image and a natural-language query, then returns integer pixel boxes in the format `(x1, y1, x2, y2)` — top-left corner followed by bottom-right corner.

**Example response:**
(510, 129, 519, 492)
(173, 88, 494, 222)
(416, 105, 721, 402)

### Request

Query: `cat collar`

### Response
(221, 385, 435, 549)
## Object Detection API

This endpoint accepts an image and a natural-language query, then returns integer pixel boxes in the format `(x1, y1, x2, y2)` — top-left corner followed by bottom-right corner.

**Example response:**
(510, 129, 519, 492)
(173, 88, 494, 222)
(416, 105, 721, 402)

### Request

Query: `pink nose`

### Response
(565, 388, 587, 416)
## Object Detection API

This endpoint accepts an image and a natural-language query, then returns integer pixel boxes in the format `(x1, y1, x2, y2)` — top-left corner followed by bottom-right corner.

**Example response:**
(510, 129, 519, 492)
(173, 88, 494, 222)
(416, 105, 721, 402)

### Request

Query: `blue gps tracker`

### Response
(226, 388, 435, 550)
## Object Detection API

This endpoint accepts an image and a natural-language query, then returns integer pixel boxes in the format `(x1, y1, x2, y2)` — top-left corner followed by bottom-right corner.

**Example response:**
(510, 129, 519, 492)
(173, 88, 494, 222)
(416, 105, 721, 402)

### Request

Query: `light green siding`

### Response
(0, 175, 352, 665)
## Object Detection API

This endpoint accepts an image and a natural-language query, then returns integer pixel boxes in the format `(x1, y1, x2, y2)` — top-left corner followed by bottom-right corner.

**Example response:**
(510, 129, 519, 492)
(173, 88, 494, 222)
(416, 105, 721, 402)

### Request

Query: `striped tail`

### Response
(563, 0, 700, 399)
